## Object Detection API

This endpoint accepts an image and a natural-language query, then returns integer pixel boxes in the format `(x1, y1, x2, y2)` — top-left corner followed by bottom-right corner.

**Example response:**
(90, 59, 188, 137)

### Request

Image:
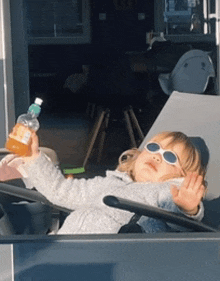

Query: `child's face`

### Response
(133, 137, 185, 182)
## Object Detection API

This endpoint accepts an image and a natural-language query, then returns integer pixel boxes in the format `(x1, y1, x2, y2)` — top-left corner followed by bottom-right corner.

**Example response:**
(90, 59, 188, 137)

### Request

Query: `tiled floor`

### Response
(37, 91, 168, 178)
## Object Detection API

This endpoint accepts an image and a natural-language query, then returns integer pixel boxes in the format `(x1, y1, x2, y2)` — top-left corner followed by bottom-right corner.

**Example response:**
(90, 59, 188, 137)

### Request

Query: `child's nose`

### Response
(152, 153, 162, 163)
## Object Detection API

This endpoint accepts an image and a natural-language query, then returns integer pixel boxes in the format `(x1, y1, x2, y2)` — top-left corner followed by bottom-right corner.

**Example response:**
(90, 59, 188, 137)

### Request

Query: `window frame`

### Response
(154, 0, 216, 43)
(25, 0, 91, 45)
(2, 233, 220, 280)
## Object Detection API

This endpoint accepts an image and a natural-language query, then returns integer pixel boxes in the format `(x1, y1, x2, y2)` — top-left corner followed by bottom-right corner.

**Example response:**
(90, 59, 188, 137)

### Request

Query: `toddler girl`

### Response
(13, 131, 206, 234)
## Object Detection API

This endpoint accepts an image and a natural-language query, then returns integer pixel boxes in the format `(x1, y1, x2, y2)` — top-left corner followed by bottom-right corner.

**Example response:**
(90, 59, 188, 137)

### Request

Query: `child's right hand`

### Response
(23, 132, 40, 162)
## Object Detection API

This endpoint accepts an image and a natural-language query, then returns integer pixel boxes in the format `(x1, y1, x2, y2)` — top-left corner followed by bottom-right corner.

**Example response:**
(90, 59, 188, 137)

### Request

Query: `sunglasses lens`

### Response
(146, 143, 160, 152)
(164, 151, 177, 164)
(146, 142, 178, 165)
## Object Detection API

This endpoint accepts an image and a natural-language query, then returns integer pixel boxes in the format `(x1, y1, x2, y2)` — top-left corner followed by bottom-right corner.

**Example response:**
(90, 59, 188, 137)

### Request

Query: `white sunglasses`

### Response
(145, 142, 179, 165)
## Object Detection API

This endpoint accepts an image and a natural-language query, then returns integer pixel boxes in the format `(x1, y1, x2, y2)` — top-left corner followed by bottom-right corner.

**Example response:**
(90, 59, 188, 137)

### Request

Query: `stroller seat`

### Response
(1, 92, 220, 234)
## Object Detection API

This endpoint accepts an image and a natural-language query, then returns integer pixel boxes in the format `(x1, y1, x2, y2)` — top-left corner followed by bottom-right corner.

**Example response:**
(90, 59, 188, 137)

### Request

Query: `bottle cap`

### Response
(34, 98, 43, 106)
(29, 99, 42, 116)
(28, 104, 41, 115)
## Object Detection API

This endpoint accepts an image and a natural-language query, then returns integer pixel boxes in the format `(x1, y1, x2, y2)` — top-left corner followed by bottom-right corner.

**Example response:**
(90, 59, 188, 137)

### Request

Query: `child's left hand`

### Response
(171, 172, 205, 216)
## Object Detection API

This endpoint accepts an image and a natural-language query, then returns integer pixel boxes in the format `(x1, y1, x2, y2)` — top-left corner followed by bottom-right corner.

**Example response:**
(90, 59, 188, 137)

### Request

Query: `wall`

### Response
(0, 0, 15, 147)
(28, 0, 154, 75)
(154, 0, 165, 32)
(27, 0, 154, 111)
(10, 0, 30, 118)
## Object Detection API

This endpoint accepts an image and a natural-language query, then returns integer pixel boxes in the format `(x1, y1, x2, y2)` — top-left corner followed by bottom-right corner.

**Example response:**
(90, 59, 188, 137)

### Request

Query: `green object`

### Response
(63, 167, 85, 174)
(28, 104, 41, 116)
(28, 98, 43, 116)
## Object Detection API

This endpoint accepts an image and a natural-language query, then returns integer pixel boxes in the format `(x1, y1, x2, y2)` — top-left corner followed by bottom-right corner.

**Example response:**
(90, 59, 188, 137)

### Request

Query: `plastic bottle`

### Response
(5, 98, 43, 156)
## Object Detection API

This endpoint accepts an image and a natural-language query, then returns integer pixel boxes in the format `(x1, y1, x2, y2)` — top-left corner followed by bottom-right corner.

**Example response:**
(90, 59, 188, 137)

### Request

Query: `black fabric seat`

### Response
(3, 202, 52, 235)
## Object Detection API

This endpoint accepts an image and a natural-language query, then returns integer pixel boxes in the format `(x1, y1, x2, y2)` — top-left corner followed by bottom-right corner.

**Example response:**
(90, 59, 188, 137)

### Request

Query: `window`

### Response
(155, 0, 216, 38)
(24, 0, 90, 44)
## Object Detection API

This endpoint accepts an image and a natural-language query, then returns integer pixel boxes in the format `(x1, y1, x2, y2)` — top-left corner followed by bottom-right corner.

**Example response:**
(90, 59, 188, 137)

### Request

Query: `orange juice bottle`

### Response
(5, 98, 43, 156)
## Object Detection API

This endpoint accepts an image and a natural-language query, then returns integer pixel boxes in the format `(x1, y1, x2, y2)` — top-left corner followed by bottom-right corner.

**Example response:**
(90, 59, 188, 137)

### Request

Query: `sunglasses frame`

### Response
(144, 142, 179, 165)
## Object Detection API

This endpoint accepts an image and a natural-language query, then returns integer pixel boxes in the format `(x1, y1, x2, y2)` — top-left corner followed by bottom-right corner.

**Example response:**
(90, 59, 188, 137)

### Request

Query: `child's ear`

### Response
(118, 149, 139, 165)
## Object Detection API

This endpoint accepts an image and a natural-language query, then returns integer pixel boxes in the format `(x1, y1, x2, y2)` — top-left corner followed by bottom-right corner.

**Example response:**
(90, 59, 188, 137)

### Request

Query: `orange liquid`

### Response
(5, 137, 31, 156)
(5, 123, 32, 156)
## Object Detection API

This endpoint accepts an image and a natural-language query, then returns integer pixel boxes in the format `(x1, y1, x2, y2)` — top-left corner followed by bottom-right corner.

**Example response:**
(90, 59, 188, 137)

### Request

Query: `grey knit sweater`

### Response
(20, 153, 204, 234)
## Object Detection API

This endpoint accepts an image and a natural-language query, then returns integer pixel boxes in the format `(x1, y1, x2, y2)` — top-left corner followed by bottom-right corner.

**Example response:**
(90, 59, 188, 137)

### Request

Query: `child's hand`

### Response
(171, 172, 205, 215)
(23, 132, 40, 162)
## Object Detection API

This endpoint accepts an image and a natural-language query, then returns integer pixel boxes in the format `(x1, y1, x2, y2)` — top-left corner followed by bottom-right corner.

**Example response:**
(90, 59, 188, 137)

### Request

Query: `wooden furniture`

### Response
(83, 106, 144, 166)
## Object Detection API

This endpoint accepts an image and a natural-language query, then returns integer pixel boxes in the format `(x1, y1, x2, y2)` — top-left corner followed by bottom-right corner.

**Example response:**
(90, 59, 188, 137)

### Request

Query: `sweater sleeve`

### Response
(19, 152, 106, 210)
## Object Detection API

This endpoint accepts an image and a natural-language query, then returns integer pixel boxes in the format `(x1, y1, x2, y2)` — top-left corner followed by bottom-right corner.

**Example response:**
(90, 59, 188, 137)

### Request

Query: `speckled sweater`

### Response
(19, 153, 204, 234)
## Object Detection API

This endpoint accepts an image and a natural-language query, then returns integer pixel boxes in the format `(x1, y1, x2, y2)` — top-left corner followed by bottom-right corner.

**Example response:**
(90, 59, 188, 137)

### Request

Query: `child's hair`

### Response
(117, 131, 206, 182)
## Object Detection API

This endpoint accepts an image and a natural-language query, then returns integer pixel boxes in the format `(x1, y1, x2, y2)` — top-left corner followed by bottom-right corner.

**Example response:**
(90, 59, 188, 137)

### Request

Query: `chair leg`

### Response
(90, 103, 96, 119)
(128, 107, 144, 141)
(86, 102, 96, 118)
(97, 109, 110, 163)
(83, 109, 106, 167)
(84, 106, 144, 166)
(86, 102, 92, 116)
(123, 109, 137, 148)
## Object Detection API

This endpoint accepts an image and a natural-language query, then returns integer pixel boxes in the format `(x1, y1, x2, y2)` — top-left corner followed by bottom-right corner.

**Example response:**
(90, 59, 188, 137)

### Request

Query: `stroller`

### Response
(1, 91, 220, 280)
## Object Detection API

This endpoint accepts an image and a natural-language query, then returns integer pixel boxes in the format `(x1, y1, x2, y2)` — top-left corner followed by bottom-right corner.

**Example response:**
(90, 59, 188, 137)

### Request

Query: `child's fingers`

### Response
(170, 185, 178, 196)
(181, 172, 193, 190)
(184, 172, 202, 189)
(196, 185, 206, 199)
(30, 132, 39, 156)
(187, 172, 198, 189)
(189, 173, 203, 193)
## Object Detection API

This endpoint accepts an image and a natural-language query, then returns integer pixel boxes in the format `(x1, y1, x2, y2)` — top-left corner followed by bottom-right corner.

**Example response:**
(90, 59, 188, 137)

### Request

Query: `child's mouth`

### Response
(146, 162, 157, 172)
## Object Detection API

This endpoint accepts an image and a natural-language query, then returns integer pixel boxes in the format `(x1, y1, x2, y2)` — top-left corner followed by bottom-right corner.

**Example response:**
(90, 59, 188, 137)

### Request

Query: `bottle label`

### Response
(9, 123, 32, 145)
